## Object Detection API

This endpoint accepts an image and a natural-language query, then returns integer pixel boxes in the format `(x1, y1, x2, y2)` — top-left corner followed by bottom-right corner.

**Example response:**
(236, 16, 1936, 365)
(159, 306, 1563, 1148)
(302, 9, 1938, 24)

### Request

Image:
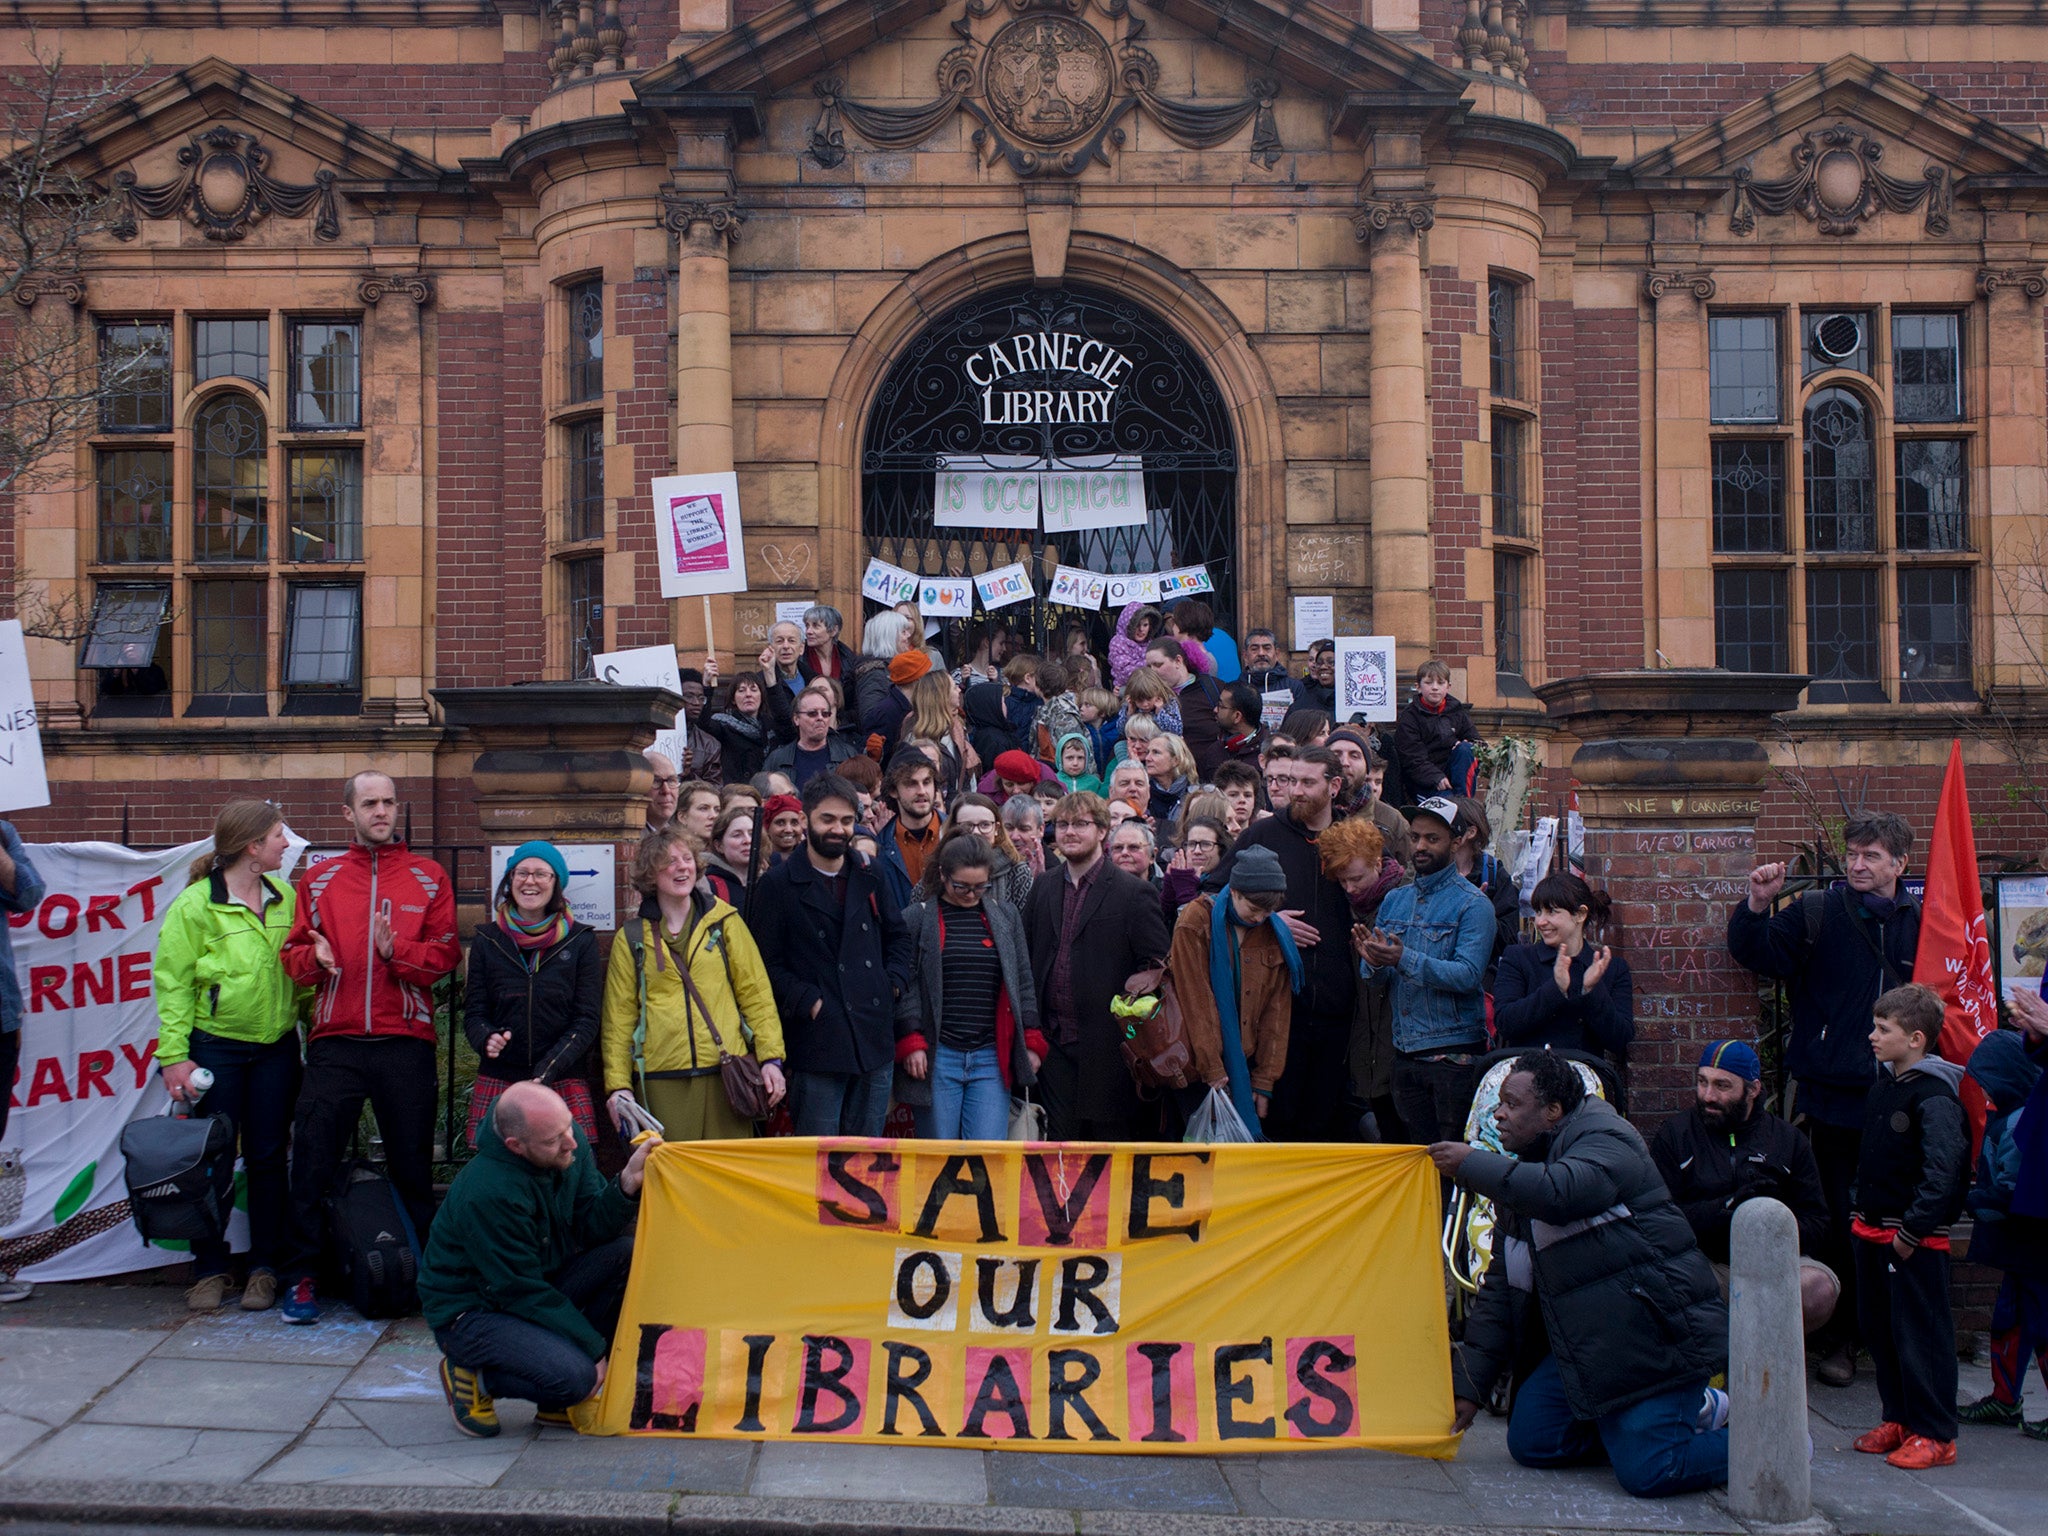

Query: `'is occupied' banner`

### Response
(578, 1139, 1456, 1456)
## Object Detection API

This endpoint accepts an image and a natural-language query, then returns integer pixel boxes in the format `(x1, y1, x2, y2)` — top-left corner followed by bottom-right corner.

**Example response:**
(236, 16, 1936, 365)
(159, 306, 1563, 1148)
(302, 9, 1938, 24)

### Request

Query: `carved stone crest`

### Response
(984, 15, 1114, 147)
(110, 126, 339, 244)
(1730, 123, 1950, 238)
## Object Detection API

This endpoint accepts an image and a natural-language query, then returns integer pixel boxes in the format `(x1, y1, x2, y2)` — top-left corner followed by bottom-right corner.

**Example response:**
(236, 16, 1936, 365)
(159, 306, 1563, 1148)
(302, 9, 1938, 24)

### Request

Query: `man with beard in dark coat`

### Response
(1434, 1052, 1729, 1499)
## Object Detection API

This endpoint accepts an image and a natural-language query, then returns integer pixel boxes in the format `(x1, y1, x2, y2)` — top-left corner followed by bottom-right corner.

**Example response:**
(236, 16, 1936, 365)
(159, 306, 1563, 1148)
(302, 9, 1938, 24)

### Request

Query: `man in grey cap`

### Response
(1356, 795, 1497, 1143)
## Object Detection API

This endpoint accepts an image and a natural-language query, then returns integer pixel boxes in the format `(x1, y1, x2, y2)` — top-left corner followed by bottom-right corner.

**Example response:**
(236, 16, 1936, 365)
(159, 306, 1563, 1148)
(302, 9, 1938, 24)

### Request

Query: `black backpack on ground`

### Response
(328, 1162, 422, 1319)
(119, 1110, 237, 1246)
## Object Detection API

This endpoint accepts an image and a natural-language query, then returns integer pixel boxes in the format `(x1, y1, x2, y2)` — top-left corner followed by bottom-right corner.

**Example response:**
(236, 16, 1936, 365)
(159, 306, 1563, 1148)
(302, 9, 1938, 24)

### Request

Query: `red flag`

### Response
(1912, 741, 1999, 1151)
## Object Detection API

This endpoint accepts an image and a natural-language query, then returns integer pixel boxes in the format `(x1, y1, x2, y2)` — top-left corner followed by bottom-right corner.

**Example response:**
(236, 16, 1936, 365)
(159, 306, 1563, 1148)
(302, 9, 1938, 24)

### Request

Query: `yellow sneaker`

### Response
(439, 1359, 500, 1439)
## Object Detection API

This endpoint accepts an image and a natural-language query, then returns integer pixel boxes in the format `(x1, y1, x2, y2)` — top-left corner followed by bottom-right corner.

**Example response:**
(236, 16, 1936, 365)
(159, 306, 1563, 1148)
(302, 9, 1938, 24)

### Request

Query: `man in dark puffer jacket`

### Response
(1433, 1052, 1729, 1498)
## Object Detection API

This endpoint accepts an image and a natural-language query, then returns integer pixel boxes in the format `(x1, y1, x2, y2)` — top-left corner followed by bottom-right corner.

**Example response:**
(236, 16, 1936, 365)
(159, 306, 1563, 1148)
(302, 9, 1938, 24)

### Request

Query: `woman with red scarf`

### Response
(462, 841, 604, 1145)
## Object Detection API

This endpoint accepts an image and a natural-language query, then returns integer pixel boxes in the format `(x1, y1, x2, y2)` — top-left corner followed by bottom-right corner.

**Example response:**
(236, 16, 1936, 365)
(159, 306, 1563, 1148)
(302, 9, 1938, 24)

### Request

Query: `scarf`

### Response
(1207, 888, 1306, 1136)
(497, 902, 569, 958)
(711, 709, 765, 746)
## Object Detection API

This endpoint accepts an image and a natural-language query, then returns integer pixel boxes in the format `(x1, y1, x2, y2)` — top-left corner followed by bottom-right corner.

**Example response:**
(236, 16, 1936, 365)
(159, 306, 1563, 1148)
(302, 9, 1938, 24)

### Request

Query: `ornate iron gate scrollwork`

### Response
(860, 284, 1238, 641)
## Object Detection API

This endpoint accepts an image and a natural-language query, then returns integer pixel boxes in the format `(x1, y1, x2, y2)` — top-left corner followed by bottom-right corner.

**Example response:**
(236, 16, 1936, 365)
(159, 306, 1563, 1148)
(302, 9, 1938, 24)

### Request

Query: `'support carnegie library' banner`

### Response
(582, 1139, 1456, 1456)
(1, 837, 303, 1281)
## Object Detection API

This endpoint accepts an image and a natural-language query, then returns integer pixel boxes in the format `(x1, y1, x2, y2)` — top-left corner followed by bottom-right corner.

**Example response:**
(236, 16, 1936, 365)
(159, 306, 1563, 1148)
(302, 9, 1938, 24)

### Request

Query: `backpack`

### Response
(1800, 888, 1907, 989)
(328, 1162, 421, 1318)
(119, 1109, 237, 1246)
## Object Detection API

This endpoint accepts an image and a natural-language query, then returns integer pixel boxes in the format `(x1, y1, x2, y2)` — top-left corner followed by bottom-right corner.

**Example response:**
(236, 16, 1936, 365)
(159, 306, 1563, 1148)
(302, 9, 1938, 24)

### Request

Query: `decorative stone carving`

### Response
(804, 1, 1280, 178)
(1729, 123, 1950, 237)
(547, 0, 627, 87)
(1977, 266, 2048, 298)
(110, 125, 339, 243)
(661, 195, 745, 244)
(1352, 196, 1437, 243)
(357, 273, 434, 306)
(1642, 269, 1718, 301)
(11, 278, 85, 308)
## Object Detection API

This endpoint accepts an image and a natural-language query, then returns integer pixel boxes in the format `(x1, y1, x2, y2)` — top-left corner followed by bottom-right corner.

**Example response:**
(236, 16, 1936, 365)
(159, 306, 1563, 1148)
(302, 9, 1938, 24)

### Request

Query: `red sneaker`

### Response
(1854, 1421, 1907, 1454)
(1885, 1436, 1956, 1470)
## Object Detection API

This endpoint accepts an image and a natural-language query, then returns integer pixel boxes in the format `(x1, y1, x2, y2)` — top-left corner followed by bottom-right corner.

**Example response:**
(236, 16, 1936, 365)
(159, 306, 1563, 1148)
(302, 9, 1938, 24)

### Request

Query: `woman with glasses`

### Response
(895, 833, 1043, 1141)
(1161, 814, 1229, 930)
(921, 793, 1033, 912)
(462, 841, 604, 1148)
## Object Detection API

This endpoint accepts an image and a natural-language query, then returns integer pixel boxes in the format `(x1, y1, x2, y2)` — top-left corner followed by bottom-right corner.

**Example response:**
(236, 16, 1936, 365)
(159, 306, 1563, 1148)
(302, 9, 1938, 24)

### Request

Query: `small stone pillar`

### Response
(433, 682, 679, 844)
(1537, 670, 1806, 1117)
(1729, 1197, 1814, 1527)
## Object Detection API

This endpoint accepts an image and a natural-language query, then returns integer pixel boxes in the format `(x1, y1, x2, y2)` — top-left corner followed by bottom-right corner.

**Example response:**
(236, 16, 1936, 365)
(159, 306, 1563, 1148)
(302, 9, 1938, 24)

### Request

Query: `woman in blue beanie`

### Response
(462, 840, 604, 1145)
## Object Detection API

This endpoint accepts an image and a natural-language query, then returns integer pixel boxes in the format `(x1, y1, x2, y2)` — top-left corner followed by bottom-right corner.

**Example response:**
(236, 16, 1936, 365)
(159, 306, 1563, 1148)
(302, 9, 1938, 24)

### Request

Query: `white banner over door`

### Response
(1, 836, 304, 1281)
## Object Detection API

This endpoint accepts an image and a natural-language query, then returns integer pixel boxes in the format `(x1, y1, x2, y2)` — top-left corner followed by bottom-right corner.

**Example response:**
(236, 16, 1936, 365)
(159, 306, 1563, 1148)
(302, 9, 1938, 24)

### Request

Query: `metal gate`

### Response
(860, 283, 1238, 646)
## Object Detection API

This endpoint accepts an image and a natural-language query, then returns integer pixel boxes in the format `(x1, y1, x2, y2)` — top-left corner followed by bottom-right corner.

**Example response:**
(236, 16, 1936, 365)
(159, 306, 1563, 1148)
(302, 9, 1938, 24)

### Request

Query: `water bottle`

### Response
(172, 1066, 214, 1118)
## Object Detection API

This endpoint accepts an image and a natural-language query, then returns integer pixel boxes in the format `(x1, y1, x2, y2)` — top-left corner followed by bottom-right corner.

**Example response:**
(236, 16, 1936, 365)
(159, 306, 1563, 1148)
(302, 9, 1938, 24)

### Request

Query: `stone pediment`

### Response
(639, 0, 1464, 111)
(56, 57, 449, 243)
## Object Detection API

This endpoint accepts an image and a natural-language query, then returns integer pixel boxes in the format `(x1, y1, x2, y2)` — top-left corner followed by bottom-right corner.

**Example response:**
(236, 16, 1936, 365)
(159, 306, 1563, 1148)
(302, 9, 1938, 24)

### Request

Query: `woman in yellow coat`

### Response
(601, 822, 786, 1140)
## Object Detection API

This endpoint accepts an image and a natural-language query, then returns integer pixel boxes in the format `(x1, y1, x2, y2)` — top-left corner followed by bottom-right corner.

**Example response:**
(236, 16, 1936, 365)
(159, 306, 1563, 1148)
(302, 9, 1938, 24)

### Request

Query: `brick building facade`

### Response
(5, 0, 2047, 1114)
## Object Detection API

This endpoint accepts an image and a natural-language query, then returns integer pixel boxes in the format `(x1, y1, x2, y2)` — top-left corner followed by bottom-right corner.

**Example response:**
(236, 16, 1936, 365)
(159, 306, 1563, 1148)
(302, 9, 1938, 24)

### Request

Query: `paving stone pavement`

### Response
(1, 1279, 2043, 1535)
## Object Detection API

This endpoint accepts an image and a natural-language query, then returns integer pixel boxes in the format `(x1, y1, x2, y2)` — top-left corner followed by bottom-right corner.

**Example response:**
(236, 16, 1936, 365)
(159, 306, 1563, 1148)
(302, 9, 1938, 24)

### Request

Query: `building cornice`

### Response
(3, 0, 502, 21)
(1566, 0, 2048, 22)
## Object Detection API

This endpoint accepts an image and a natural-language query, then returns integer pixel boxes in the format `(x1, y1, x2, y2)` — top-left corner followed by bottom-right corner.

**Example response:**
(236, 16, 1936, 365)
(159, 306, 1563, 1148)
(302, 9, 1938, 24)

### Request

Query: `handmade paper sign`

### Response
(920, 578, 974, 618)
(650, 473, 747, 599)
(1334, 635, 1397, 723)
(934, 455, 1042, 531)
(1048, 565, 1109, 610)
(1104, 573, 1162, 606)
(1156, 564, 1214, 601)
(1039, 456, 1146, 533)
(1293, 595, 1335, 649)
(0, 620, 49, 813)
(861, 558, 919, 606)
(974, 562, 1035, 611)
(592, 645, 683, 694)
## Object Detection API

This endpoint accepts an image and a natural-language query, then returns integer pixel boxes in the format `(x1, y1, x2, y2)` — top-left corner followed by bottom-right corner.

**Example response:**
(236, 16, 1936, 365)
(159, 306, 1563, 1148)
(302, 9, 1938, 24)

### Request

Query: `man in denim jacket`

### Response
(0, 817, 48, 1302)
(1357, 796, 1495, 1143)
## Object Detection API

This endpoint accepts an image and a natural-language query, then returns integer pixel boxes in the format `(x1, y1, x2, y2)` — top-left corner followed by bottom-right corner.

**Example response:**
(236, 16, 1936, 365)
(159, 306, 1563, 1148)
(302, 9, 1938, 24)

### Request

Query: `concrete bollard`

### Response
(1729, 1196, 1811, 1526)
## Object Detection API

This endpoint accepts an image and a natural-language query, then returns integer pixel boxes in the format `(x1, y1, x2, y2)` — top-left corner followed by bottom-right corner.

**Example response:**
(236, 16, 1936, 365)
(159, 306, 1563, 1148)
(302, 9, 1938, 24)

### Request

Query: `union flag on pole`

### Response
(1912, 741, 1999, 1151)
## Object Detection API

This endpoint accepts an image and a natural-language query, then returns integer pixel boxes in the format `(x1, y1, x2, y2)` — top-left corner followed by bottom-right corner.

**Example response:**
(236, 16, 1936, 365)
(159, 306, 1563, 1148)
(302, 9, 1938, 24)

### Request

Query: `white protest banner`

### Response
(1155, 564, 1214, 601)
(1104, 573, 1161, 606)
(1048, 565, 1109, 610)
(592, 645, 683, 693)
(1334, 635, 1397, 723)
(774, 601, 813, 627)
(0, 619, 50, 813)
(0, 835, 307, 1283)
(919, 577, 974, 619)
(1038, 456, 1146, 534)
(974, 562, 1035, 611)
(1293, 595, 1334, 649)
(860, 557, 919, 607)
(651, 473, 747, 598)
(491, 844, 618, 932)
(934, 456, 1041, 531)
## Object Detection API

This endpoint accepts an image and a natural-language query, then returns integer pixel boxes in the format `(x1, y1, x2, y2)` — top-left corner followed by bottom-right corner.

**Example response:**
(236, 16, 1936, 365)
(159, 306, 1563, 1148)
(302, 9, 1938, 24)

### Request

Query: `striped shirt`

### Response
(937, 905, 1003, 1052)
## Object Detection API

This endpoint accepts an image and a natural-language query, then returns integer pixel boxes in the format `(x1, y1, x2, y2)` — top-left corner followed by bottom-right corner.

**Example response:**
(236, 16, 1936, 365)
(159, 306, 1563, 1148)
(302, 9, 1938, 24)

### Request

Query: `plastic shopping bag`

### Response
(1184, 1085, 1257, 1145)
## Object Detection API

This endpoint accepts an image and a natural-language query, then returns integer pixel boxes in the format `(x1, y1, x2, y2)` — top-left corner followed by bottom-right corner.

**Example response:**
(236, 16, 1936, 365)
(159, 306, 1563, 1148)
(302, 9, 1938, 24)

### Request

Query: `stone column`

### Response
(662, 161, 743, 668)
(1538, 670, 1806, 1118)
(359, 272, 437, 725)
(1643, 268, 1716, 669)
(1356, 148, 1436, 672)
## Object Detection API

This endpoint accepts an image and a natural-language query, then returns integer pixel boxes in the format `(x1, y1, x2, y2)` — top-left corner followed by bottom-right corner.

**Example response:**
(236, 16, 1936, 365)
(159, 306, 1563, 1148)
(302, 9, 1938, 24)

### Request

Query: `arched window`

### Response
(194, 392, 269, 562)
(1802, 387, 1874, 553)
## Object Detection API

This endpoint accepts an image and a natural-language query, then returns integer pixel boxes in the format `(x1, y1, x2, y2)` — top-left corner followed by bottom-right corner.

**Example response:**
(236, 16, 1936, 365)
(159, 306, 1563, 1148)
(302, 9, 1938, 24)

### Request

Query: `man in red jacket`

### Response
(277, 771, 459, 1325)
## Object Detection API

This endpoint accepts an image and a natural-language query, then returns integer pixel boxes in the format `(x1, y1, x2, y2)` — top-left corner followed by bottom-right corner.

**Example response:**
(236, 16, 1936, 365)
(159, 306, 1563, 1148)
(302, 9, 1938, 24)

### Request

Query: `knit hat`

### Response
(763, 793, 803, 822)
(1698, 1040, 1761, 1083)
(503, 840, 569, 892)
(994, 750, 1041, 785)
(889, 650, 933, 686)
(1230, 845, 1288, 897)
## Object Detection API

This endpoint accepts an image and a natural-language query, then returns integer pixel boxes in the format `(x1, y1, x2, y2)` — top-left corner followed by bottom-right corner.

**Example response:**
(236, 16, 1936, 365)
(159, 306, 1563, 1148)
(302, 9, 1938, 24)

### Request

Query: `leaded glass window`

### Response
(194, 318, 268, 385)
(1892, 314, 1961, 423)
(1896, 440, 1968, 551)
(96, 448, 172, 563)
(568, 417, 605, 542)
(1714, 569, 1789, 673)
(1709, 315, 1780, 423)
(287, 449, 362, 561)
(1806, 567, 1881, 690)
(97, 321, 172, 432)
(1899, 569, 1971, 689)
(1712, 440, 1784, 553)
(193, 394, 269, 561)
(285, 584, 362, 688)
(189, 581, 267, 699)
(289, 322, 361, 429)
(1494, 551, 1526, 675)
(567, 556, 604, 679)
(1488, 278, 1520, 398)
(1491, 414, 1525, 538)
(1803, 388, 1875, 552)
(567, 280, 603, 404)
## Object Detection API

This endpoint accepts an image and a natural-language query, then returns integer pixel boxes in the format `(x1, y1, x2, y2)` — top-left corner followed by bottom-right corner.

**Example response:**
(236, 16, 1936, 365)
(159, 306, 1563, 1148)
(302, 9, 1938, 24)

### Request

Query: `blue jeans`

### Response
(914, 1044, 1009, 1140)
(187, 1030, 302, 1278)
(1506, 1354, 1727, 1498)
(788, 1064, 893, 1137)
(433, 1235, 633, 1409)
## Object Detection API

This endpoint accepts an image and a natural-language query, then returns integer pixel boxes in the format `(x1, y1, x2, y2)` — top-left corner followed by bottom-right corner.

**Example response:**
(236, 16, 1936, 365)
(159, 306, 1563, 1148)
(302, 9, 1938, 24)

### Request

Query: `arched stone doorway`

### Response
(859, 282, 1240, 643)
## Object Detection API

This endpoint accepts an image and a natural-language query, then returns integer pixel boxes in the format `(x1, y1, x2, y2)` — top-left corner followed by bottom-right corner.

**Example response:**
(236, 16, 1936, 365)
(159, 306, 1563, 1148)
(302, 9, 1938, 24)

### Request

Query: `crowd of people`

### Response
(0, 596, 2042, 1495)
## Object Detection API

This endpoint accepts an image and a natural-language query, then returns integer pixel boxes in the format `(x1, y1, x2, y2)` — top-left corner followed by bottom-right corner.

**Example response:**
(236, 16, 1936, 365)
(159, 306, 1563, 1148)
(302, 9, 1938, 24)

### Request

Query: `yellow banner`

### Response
(581, 1138, 1457, 1456)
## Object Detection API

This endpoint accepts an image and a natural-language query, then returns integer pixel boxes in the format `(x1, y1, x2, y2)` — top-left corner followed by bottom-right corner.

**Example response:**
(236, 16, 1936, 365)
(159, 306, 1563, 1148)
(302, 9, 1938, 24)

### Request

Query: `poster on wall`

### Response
(1293, 596, 1335, 650)
(491, 844, 618, 932)
(650, 473, 748, 598)
(0, 619, 50, 813)
(0, 835, 307, 1283)
(933, 456, 1042, 531)
(1997, 875, 2048, 1000)
(974, 563, 1035, 611)
(1333, 635, 1397, 723)
(919, 578, 974, 618)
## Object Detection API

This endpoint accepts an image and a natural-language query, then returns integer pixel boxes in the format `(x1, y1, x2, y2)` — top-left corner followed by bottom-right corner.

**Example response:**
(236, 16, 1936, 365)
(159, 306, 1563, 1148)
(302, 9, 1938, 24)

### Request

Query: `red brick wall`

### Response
(7, 776, 436, 852)
(1428, 268, 1485, 663)
(437, 310, 520, 686)
(1560, 308, 1645, 673)
(1534, 61, 2048, 131)
(611, 272, 675, 652)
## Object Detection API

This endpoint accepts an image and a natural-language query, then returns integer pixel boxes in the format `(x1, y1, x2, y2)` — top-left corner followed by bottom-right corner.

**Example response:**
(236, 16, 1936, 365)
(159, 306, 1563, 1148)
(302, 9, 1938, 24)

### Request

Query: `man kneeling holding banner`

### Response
(420, 1081, 657, 1436)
